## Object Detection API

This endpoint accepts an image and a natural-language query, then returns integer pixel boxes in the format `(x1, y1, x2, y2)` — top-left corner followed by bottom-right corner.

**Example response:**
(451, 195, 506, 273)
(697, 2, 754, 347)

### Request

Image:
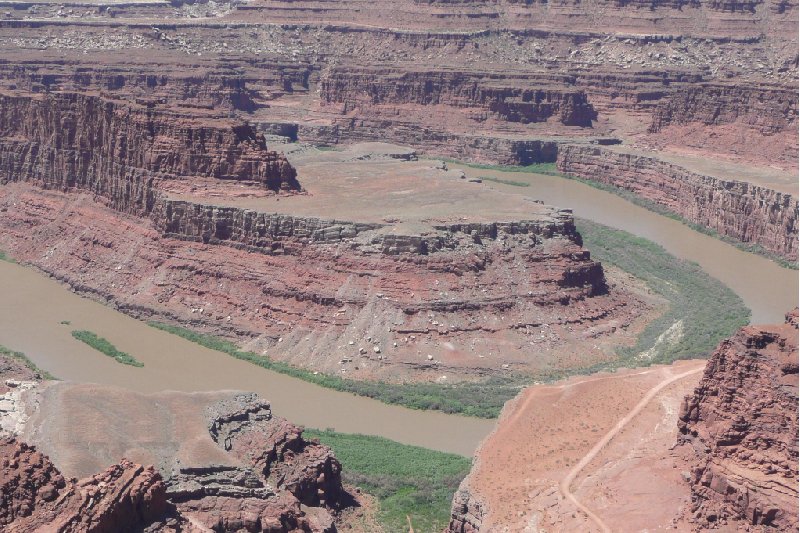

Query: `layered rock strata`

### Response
(164, 394, 342, 532)
(319, 67, 597, 126)
(678, 309, 799, 530)
(0, 90, 301, 208)
(0, 179, 631, 382)
(649, 83, 798, 136)
(556, 145, 799, 260)
(0, 364, 345, 532)
(1, 438, 168, 533)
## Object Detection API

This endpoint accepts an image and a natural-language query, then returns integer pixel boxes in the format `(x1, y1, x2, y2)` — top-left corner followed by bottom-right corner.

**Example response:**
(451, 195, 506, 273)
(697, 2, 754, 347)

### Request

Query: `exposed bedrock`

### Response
(1, 438, 168, 533)
(448, 484, 487, 533)
(556, 145, 799, 260)
(0, 181, 636, 382)
(0, 90, 301, 207)
(207, 394, 343, 509)
(677, 309, 799, 530)
(319, 67, 597, 126)
(0, 366, 345, 532)
(649, 83, 798, 136)
(166, 394, 342, 532)
(296, 121, 563, 165)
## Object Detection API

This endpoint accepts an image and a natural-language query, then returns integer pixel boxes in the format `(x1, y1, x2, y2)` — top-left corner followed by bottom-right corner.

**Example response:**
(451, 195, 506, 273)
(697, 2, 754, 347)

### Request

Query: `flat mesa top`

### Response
(165, 143, 567, 226)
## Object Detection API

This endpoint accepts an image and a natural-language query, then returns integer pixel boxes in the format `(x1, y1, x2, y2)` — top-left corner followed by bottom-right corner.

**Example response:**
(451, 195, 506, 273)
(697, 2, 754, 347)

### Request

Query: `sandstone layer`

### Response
(1, 438, 169, 533)
(0, 0, 795, 269)
(0, 184, 640, 383)
(0, 90, 301, 202)
(556, 145, 799, 261)
(0, 359, 345, 532)
(678, 309, 799, 530)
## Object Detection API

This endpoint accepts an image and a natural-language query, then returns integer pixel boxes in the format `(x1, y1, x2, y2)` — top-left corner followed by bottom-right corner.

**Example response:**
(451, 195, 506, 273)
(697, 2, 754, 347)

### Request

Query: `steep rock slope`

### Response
(0, 179, 637, 382)
(556, 145, 799, 261)
(0, 90, 300, 208)
(1, 438, 168, 533)
(0, 385, 344, 532)
(678, 309, 799, 530)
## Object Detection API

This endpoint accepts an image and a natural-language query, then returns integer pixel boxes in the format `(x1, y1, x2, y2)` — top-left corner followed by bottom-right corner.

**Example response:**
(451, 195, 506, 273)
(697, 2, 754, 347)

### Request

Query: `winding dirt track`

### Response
(558, 366, 705, 532)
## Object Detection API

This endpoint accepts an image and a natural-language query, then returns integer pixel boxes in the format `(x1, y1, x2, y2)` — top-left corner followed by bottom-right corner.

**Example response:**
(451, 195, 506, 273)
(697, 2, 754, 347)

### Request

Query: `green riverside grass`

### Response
(478, 176, 530, 187)
(0, 344, 57, 380)
(0, 250, 15, 263)
(71, 330, 144, 367)
(147, 321, 516, 418)
(148, 220, 748, 418)
(578, 219, 750, 365)
(304, 429, 470, 533)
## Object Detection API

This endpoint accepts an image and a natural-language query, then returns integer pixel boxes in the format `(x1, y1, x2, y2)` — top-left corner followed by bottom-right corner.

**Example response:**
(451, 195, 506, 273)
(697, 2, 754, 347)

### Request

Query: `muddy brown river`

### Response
(454, 165, 797, 325)
(0, 166, 796, 456)
(0, 260, 494, 456)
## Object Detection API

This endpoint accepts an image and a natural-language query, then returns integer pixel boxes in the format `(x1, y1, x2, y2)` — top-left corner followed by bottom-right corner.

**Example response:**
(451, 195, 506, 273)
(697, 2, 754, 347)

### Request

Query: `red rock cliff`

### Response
(0, 90, 300, 215)
(556, 145, 799, 261)
(677, 309, 799, 530)
(1, 437, 168, 533)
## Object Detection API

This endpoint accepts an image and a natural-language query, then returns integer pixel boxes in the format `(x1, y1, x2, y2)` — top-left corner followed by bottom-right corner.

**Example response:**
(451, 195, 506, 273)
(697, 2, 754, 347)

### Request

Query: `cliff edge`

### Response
(678, 309, 799, 530)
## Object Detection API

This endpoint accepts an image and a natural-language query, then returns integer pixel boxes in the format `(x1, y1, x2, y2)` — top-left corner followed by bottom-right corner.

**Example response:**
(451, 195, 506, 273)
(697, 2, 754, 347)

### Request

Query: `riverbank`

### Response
(450, 162, 797, 324)
(447, 158, 798, 269)
(146, 220, 748, 418)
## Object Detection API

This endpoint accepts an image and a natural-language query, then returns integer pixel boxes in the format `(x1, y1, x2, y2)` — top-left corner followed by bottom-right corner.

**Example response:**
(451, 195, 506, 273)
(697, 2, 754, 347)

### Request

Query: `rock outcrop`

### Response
(0, 178, 636, 383)
(649, 83, 798, 136)
(164, 394, 342, 532)
(319, 67, 597, 126)
(1, 438, 168, 533)
(448, 484, 487, 533)
(678, 309, 799, 530)
(207, 394, 343, 510)
(0, 385, 345, 532)
(556, 145, 799, 261)
(0, 90, 301, 209)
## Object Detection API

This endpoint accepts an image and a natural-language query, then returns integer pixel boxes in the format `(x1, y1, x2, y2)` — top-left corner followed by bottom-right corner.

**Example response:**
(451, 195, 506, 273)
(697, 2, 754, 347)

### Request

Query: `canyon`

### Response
(0, 0, 795, 262)
(0, 123, 650, 383)
(556, 145, 799, 260)
(0, 58, 661, 386)
(0, 0, 797, 531)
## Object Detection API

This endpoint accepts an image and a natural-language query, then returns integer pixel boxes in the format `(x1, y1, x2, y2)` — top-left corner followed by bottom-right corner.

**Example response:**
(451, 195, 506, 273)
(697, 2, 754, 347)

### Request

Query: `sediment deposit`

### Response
(678, 309, 799, 530)
(0, 160, 644, 382)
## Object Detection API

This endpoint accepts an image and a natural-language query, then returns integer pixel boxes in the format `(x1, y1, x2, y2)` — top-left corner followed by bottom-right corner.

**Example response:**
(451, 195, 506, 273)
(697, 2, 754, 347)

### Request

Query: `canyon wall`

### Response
(556, 145, 799, 260)
(0, 76, 641, 384)
(1, 438, 168, 533)
(0, 357, 345, 533)
(649, 83, 798, 136)
(678, 309, 799, 530)
(319, 67, 597, 126)
(0, 179, 630, 383)
(0, 90, 300, 213)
